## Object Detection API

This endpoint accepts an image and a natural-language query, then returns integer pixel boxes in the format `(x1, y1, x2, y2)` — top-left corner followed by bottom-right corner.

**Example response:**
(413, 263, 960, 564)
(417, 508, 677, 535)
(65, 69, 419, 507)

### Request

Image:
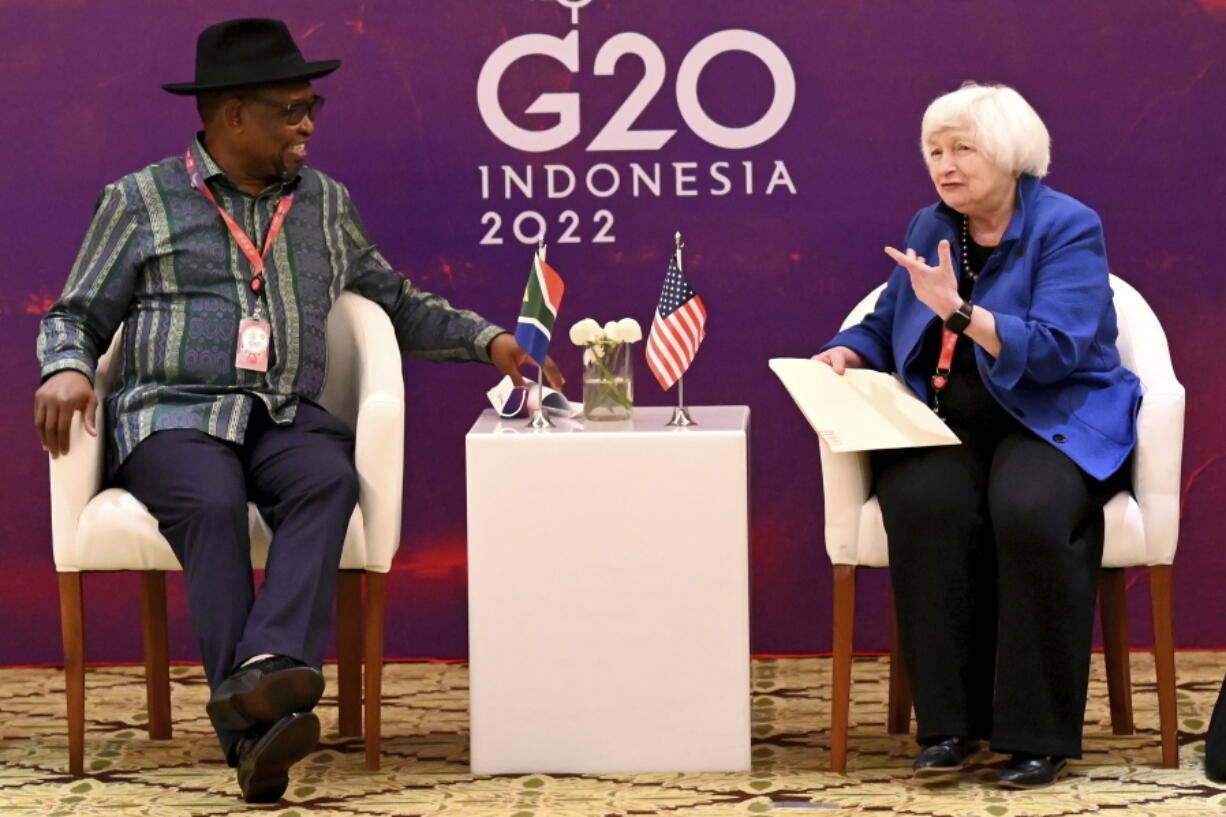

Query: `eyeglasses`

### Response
(241, 94, 326, 125)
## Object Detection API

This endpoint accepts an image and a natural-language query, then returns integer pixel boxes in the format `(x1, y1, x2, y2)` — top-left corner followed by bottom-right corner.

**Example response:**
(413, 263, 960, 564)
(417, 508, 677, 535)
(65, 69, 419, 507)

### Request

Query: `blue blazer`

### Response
(824, 175, 1140, 480)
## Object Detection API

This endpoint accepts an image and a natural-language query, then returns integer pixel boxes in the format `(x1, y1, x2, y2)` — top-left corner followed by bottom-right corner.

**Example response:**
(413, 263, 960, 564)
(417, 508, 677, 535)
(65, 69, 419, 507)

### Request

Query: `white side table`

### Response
(465, 405, 751, 773)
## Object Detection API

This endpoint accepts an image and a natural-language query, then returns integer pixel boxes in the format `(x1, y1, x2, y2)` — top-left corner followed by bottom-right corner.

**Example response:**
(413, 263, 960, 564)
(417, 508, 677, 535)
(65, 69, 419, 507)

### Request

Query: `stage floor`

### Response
(0, 653, 1222, 815)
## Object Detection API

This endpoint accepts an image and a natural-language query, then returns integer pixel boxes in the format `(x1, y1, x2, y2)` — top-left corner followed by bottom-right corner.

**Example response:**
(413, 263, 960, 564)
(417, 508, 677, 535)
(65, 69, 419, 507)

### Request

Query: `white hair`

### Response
(920, 82, 1051, 177)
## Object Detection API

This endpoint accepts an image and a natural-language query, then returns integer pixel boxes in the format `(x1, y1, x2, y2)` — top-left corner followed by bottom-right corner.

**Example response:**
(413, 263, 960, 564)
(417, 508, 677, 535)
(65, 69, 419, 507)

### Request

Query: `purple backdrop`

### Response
(2, 0, 1223, 665)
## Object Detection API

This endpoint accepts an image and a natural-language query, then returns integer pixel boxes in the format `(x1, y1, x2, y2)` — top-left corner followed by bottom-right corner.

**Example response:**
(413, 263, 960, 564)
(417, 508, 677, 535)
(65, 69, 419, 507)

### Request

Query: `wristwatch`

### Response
(944, 300, 974, 334)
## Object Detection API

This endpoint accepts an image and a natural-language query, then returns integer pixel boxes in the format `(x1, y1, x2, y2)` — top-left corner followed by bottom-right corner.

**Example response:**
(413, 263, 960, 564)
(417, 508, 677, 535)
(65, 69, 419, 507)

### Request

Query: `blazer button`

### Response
(1053, 433, 1067, 443)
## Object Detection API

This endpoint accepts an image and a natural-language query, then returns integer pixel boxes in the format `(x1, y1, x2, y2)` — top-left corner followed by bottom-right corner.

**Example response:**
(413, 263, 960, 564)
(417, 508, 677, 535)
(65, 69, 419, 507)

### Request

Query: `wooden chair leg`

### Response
(887, 593, 912, 735)
(336, 571, 363, 737)
(1149, 565, 1178, 768)
(1098, 568, 1135, 735)
(140, 572, 172, 740)
(831, 564, 856, 773)
(58, 572, 85, 777)
(364, 571, 387, 771)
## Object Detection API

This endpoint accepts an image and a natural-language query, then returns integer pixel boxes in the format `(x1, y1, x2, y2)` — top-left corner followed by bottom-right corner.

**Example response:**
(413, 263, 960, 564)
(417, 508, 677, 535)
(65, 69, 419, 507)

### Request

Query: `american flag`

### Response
(646, 250, 707, 390)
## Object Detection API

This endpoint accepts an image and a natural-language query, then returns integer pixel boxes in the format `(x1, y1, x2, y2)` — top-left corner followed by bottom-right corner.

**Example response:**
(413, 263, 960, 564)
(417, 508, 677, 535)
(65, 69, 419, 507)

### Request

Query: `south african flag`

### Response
(513, 250, 565, 368)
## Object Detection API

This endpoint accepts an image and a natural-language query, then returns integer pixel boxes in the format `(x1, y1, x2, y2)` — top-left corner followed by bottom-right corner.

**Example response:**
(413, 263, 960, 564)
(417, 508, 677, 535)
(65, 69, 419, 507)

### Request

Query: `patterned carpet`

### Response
(0, 653, 1223, 816)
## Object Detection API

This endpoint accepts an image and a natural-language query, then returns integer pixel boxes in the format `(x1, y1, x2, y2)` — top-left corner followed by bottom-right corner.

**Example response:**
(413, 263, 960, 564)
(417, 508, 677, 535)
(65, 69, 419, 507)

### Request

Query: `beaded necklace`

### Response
(961, 215, 977, 282)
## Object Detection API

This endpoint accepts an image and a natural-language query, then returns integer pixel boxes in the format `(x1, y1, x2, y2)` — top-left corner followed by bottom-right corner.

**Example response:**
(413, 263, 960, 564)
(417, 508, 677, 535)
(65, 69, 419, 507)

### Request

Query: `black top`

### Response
(910, 235, 1018, 436)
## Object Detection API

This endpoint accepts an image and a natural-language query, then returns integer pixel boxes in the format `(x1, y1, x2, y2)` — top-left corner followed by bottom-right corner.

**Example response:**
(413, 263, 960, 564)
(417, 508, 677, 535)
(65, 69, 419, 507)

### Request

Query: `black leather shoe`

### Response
(235, 711, 320, 803)
(207, 656, 325, 732)
(995, 754, 1069, 788)
(912, 737, 978, 782)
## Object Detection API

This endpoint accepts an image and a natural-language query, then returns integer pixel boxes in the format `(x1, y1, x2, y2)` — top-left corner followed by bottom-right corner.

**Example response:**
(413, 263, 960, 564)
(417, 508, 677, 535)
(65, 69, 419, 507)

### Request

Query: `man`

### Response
(34, 18, 559, 803)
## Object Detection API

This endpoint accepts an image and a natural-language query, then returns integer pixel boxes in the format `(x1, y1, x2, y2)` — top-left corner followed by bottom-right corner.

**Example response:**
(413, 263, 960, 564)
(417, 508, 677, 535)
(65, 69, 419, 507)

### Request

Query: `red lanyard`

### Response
(928, 325, 961, 417)
(183, 148, 294, 295)
(931, 328, 959, 391)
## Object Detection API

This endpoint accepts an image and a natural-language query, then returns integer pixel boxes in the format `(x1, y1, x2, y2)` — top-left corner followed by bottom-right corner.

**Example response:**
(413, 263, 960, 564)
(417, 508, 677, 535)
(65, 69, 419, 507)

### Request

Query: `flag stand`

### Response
(527, 239, 554, 429)
(667, 376, 695, 426)
(665, 230, 696, 427)
(527, 361, 552, 429)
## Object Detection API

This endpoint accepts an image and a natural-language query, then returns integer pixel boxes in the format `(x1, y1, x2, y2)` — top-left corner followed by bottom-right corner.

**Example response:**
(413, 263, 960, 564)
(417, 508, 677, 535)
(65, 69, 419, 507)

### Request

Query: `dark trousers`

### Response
(874, 428, 1126, 758)
(114, 400, 359, 759)
(1206, 675, 1226, 780)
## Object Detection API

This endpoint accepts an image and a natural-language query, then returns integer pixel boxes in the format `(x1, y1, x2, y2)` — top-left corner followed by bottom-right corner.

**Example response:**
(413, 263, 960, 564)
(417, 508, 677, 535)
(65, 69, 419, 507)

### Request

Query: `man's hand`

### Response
(34, 370, 98, 458)
(811, 346, 866, 375)
(488, 332, 565, 391)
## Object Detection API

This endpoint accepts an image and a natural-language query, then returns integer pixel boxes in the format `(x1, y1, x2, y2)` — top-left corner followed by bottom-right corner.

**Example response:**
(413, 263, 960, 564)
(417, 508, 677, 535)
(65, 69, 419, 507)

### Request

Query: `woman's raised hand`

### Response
(885, 240, 962, 320)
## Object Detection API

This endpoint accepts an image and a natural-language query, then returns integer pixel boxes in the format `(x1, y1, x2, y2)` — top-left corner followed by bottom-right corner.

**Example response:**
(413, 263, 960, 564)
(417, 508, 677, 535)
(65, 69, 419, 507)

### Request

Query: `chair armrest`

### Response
(346, 296, 405, 573)
(47, 402, 105, 571)
(1132, 377, 1185, 566)
(354, 397, 404, 573)
(818, 438, 872, 565)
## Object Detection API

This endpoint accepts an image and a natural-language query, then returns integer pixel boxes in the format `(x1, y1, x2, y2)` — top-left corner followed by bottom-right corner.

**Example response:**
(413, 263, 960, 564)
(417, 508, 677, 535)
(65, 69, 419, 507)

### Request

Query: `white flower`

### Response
(569, 318, 603, 346)
(573, 317, 641, 346)
(615, 317, 642, 343)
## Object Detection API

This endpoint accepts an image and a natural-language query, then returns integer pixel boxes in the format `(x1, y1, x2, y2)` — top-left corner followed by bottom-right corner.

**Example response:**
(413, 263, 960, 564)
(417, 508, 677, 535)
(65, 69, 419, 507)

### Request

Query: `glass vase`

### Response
(582, 341, 634, 421)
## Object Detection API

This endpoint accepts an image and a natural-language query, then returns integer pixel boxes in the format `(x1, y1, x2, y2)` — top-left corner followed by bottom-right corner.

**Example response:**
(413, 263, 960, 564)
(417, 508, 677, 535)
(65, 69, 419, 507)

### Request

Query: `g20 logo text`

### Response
(474, 24, 798, 245)
(477, 29, 795, 152)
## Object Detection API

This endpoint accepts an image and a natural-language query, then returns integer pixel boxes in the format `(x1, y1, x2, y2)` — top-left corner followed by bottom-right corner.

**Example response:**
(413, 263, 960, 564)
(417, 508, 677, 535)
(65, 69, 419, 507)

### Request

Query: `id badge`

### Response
(236, 318, 271, 372)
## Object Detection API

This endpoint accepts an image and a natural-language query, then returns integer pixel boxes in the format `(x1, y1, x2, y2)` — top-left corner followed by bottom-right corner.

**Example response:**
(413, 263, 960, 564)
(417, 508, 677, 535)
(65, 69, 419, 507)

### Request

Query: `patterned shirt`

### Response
(38, 135, 504, 469)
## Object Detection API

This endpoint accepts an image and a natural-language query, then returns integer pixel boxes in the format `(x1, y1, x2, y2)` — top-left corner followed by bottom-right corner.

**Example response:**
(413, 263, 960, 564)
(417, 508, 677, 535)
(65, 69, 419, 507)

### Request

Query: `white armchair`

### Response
(817, 273, 1184, 772)
(50, 291, 404, 775)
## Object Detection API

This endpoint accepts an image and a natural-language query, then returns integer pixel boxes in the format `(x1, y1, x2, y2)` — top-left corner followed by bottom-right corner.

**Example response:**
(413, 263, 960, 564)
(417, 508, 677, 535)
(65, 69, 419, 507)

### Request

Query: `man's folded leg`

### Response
(116, 404, 356, 798)
(114, 423, 332, 772)
(237, 401, 359, 671)
(113, 428, 260, 759)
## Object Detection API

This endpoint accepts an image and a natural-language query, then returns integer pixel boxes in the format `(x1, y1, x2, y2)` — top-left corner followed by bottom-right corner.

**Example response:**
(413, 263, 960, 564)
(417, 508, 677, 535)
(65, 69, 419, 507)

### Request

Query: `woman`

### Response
(814, 83, 1140, 787)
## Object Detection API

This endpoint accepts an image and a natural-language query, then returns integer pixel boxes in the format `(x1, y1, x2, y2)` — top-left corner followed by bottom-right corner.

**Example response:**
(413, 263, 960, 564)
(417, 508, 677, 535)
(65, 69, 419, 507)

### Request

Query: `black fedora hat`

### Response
(163, 18, 340, 95)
